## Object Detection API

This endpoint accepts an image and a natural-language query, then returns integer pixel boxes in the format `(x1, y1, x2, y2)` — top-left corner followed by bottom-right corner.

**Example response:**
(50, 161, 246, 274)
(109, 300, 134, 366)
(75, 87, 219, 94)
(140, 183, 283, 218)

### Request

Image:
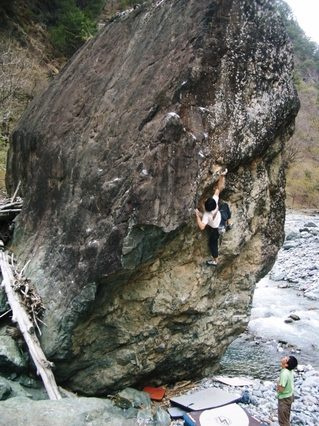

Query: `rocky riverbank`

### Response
(270, 208, 319, 295)
(169, 362, 319, 426)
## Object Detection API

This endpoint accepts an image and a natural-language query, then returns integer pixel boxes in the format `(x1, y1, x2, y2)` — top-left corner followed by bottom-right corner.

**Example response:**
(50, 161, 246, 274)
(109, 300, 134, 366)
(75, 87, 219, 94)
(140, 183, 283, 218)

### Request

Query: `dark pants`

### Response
(208, 228, 219, 258)
(278, 395, 294, 426)
(219, 202, 231, 227)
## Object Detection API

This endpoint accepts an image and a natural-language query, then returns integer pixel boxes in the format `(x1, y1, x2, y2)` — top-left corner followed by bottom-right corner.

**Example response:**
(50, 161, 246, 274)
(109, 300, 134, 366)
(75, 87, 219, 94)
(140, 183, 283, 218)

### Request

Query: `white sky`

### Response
(284, 0, 319, 45)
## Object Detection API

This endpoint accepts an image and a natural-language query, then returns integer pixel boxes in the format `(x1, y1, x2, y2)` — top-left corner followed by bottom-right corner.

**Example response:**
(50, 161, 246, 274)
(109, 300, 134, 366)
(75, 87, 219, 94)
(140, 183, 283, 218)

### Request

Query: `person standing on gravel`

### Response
(277, 355, 298, 426)
(195, 168, 228, 267)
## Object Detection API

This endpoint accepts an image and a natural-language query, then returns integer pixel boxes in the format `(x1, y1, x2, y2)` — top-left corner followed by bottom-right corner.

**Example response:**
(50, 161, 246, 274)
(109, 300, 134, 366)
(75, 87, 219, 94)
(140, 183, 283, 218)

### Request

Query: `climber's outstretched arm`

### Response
(214, 168, 227, 197)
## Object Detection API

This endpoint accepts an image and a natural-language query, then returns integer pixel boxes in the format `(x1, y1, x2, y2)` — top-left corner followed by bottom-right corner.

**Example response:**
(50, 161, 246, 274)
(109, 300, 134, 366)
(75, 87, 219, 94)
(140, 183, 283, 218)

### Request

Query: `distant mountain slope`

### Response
(276, 0, 319, 207)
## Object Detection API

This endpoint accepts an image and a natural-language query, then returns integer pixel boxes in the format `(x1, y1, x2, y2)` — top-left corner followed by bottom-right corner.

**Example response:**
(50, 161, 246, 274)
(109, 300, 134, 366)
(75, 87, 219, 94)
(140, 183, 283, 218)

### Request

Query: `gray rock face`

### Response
(0, 336, 28, 373)
(0, 287, 7, 312)
(0, 385, 170, 425)
(0, 396, 139, 426)
(5, 0, 299, 394)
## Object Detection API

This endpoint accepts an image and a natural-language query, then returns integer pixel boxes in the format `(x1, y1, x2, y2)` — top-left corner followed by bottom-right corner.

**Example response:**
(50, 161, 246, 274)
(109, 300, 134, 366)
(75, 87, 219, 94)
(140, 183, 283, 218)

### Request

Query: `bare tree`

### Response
(282, 136, 303, 169)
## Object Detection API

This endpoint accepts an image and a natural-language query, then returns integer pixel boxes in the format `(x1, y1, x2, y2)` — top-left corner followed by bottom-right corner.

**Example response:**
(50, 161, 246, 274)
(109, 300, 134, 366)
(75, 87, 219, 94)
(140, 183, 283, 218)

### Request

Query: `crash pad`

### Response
(214, 376, 254, 386)
(170, 387, 241, 411)
(183, 403, 262, 426)
(142, 386, 166, 401)
(167, 406, 187, 418)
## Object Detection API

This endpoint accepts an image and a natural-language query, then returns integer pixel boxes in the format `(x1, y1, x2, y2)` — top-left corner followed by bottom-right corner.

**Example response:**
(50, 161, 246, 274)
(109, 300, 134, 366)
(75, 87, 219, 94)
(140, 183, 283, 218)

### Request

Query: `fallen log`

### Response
(0, 203, 23, 211)
(0, 250, 62, 400)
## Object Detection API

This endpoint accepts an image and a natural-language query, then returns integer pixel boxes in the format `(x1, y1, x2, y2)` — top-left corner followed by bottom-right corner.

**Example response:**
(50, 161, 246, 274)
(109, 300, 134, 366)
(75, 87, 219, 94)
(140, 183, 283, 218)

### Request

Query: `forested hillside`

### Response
(0, 0, 318, 207)
(276, 0, 319, 208)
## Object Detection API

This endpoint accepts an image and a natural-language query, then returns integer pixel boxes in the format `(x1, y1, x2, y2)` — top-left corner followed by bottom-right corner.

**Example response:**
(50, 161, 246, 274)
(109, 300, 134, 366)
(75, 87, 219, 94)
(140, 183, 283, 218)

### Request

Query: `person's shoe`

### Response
(206, 260, 218, 267)
(227, 223, 234, 231)
(221, 168, 228, 176)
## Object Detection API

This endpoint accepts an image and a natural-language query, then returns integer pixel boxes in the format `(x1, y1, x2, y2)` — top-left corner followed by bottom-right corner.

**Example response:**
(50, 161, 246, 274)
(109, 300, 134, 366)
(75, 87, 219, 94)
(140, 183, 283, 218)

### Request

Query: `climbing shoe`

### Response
(206, 260, 218, 267)
(227, 223, 234, 231)
(221, 168, 228, 176)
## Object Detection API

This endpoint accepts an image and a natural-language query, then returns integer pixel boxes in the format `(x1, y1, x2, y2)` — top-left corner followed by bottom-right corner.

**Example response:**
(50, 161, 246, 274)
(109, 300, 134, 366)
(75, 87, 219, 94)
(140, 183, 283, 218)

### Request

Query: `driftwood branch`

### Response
(0, 308, 11, 318)
(0, 204, 23, 211)
(11, 180, 21, 203)
(0, 250, 62, 400)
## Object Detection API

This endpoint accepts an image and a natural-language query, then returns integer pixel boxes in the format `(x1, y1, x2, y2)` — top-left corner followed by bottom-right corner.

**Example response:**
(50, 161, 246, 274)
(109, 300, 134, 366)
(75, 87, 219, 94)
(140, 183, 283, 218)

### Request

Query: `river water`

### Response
(216, 210, 319, 381)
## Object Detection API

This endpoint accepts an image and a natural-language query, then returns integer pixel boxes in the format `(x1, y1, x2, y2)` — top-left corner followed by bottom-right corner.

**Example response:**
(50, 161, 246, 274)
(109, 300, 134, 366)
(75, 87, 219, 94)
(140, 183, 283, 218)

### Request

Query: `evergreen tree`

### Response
(50, 0, 103, 56)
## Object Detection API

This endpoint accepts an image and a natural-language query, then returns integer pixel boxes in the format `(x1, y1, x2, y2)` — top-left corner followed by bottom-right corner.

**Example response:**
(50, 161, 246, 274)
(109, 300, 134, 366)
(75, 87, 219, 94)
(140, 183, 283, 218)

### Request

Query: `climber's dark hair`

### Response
(205, 197, 216, 212)
(287, 356, 298, 370)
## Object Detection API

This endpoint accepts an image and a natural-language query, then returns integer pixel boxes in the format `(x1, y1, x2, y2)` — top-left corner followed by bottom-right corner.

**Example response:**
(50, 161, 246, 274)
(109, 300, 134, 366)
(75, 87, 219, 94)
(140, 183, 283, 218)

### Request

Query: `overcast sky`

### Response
(284, 0, 319, 45)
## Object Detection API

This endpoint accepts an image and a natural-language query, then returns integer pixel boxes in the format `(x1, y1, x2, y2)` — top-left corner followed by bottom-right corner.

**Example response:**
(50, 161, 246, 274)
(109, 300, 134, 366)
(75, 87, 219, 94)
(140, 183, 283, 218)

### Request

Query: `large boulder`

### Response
(5, 0, 299, 395)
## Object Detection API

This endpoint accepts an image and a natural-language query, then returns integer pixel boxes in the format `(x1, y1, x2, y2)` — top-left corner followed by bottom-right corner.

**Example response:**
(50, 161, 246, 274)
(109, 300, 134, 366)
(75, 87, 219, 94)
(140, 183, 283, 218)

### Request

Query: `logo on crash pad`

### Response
(215, 417, 232, 425)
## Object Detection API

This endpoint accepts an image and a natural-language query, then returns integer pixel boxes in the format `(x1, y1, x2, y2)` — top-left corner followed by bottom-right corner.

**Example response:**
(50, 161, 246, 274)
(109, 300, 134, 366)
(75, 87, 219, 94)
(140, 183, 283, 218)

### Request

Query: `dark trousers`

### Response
(208, 228, 219, 258)
(219, 202, 231, 227)
(278, 395, 294, 426)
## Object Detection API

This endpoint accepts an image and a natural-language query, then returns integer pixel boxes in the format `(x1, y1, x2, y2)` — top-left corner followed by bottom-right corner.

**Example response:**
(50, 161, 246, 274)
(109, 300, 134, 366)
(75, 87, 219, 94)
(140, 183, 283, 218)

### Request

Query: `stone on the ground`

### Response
(0, 336, 28, 372)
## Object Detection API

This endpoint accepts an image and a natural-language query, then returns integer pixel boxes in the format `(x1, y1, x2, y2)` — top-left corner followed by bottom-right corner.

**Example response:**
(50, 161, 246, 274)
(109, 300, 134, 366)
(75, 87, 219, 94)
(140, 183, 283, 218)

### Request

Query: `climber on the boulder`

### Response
(195, 168, 228, 267)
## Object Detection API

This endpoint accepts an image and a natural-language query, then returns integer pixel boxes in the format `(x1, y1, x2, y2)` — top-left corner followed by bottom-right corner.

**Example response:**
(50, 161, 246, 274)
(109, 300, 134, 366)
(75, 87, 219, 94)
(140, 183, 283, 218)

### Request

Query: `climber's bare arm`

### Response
(195, 209, 206, 231)
(214, 168, 227, 197)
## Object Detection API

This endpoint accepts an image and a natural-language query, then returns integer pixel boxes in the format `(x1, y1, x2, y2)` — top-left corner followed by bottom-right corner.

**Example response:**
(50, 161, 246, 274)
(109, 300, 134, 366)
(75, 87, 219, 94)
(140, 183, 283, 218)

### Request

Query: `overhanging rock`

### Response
(6, 0, 299, 395)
